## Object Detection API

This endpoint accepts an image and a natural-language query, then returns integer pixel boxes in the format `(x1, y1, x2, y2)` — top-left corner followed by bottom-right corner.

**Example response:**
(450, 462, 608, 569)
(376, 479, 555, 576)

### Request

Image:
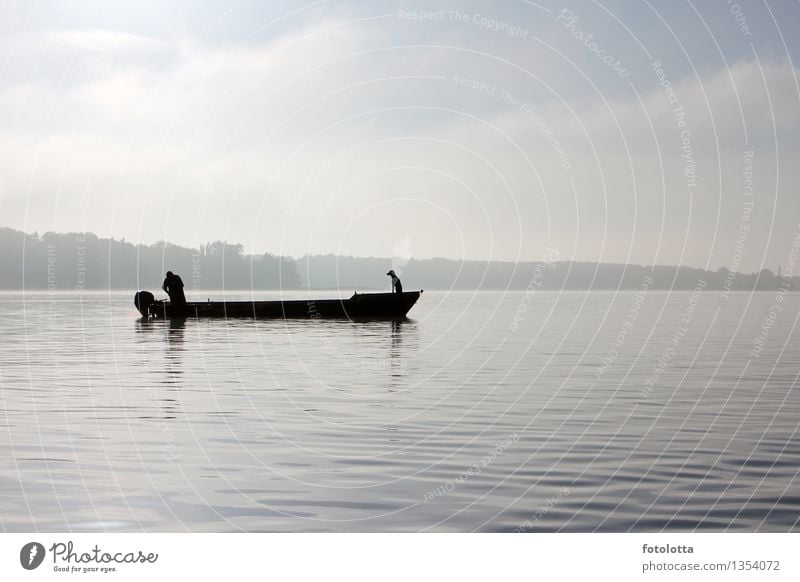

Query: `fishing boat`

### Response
(133, 290, 422, 320)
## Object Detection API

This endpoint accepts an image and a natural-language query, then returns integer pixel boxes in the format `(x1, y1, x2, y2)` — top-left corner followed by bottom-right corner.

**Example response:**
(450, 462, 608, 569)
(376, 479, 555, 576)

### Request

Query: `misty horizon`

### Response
(1, 225, 793, 274)
(2, 226, 792, 293)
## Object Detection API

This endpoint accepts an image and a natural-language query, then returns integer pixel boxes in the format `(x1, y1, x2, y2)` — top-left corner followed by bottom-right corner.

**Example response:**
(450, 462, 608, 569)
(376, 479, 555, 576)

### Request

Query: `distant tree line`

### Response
(296, 254, 794, 291)
(0, 228, 794, 292)
(0, 228, 300, 290)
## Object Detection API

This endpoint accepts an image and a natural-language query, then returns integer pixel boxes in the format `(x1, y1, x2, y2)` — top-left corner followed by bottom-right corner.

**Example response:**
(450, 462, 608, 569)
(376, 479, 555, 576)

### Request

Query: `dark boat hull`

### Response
(135, 291, 422, 320)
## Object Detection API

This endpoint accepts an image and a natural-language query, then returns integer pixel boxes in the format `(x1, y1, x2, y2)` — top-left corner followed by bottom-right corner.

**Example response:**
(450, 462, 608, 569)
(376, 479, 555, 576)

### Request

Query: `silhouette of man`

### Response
(162, 271, 186, 307)
(386, 270, 403, 293)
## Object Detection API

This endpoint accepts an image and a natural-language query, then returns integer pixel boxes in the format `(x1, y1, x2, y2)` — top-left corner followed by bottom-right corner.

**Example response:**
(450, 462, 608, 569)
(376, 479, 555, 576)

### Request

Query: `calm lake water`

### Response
(1, 289, 799, 532)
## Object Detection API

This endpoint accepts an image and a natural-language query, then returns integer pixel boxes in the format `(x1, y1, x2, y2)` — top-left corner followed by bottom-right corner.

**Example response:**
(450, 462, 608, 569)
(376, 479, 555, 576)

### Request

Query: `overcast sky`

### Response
(0, 0, 798, 270)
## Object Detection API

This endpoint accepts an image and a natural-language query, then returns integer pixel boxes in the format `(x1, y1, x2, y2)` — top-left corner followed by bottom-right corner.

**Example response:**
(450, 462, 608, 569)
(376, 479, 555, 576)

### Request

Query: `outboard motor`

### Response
(134, 290, 155, 317)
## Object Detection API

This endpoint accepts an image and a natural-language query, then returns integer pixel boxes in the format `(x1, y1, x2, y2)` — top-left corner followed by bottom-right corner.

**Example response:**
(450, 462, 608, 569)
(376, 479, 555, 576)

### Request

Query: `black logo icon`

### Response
(20, 542, 46, 570)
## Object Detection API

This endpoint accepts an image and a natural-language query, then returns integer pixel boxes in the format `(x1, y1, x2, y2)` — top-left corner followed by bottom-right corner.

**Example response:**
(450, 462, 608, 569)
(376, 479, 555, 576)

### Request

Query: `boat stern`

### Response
(134, 290, 155, 317)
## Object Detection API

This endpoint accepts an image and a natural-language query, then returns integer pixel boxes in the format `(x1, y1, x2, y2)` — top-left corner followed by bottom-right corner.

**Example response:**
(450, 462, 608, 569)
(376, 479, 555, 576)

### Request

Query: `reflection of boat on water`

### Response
(133, 290, 422, 320)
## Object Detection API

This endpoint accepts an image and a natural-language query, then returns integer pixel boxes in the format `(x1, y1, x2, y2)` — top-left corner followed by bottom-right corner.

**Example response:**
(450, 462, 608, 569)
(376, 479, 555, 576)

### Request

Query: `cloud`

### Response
(0, 4, 798, 270)
(46, 27, 171, 55)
